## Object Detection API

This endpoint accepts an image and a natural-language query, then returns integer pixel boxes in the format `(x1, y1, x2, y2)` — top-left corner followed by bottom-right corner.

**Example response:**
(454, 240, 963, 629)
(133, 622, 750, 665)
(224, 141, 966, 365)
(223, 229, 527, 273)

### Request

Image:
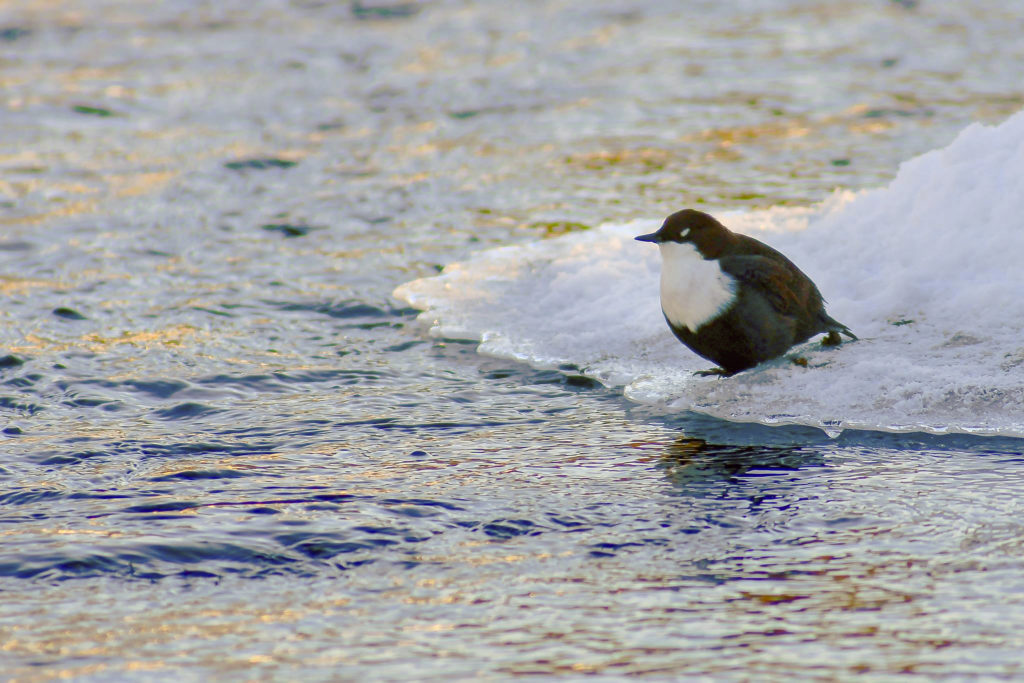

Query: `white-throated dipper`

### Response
(636, 209, 856, 375)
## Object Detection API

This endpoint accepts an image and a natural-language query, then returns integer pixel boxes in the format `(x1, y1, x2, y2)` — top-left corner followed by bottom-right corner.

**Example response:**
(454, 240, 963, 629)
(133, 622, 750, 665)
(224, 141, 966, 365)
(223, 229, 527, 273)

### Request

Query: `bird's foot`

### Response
(821, 331, 842, 347)
(792, 356, 808, 367)
(694, 367, 732, 378)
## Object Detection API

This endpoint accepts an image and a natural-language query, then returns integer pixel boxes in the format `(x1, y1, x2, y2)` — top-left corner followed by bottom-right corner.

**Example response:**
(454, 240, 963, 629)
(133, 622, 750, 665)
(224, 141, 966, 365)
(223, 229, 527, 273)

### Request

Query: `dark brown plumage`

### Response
(636, 209, 855, 375)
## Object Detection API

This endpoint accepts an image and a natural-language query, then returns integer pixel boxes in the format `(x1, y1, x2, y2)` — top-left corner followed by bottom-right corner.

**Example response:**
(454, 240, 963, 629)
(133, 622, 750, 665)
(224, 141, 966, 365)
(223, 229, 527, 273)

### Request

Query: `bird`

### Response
(635, 209, 856, 376)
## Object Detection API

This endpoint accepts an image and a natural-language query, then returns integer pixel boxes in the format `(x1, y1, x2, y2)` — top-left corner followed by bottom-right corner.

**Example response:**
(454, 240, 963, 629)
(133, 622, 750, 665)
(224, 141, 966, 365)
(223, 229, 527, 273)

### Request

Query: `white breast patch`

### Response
(658, 242, 737, 332)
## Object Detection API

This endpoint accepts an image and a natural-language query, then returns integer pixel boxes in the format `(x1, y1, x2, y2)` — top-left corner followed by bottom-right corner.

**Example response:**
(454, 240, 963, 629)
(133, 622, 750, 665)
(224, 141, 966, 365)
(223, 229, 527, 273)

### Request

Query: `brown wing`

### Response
(717, 254, 820, 317)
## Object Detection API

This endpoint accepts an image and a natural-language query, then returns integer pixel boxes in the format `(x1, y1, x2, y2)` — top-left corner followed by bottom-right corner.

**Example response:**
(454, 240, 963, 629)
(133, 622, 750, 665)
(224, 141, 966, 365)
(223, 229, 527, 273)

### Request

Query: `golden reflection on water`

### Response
(563, 147, 674, 172)
(1, 325, 207, 360)
(0, 276, 63, 295)
(85, 326, 199, 349)
(0, 526, 127, 540)
(1, 200, 100, 226)
(109, 171, 176, 198)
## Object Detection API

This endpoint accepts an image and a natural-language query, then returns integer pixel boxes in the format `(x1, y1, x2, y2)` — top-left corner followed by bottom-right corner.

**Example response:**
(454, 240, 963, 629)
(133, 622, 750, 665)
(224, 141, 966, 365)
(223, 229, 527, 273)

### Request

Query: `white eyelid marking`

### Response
(679, 228, 690, 239)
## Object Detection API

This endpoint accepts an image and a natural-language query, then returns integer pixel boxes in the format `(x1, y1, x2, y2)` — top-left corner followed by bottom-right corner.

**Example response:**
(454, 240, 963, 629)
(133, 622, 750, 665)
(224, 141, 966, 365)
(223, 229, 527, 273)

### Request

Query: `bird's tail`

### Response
(821, 313, 857, 340)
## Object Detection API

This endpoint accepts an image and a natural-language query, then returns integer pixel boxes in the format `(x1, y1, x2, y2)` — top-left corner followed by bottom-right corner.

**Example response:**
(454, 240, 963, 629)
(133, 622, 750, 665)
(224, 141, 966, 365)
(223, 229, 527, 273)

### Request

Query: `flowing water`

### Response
(2, 0, 1024, 679)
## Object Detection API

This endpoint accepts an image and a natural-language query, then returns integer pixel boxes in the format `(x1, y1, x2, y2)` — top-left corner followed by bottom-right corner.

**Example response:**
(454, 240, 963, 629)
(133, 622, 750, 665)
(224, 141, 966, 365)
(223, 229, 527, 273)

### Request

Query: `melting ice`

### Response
(395, 111, 1024, 437)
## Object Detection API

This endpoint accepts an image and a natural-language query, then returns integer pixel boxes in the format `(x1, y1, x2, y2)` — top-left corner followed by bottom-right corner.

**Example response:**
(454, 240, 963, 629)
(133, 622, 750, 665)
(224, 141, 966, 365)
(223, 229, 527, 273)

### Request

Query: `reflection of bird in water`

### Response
(659, 436, 818, 488)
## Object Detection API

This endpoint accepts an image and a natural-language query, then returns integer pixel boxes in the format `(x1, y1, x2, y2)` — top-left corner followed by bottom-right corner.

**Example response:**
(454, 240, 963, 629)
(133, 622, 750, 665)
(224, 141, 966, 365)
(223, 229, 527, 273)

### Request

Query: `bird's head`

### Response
(635, 209, 731, 258)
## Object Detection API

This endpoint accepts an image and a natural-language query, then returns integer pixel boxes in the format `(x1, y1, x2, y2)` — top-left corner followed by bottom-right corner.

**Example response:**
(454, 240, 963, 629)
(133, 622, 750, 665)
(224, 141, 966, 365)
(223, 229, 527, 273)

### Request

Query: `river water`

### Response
(2, 0, 1024, 679)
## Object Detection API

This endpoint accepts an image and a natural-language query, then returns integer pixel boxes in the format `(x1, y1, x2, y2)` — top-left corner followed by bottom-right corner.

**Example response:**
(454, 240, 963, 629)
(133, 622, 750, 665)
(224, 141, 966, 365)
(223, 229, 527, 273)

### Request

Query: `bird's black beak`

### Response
(635, 232, 660, 243)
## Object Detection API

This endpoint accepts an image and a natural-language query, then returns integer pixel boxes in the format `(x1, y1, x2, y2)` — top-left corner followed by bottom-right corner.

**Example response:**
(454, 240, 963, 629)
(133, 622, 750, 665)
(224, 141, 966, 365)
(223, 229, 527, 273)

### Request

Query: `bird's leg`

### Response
(821, 331, 842, 347)
(694, 367, 732, 378)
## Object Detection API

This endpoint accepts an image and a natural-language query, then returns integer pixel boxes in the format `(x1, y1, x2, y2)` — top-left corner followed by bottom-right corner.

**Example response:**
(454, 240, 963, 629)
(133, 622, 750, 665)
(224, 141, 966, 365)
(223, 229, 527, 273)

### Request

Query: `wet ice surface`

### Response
(2, 0, 1024, 679)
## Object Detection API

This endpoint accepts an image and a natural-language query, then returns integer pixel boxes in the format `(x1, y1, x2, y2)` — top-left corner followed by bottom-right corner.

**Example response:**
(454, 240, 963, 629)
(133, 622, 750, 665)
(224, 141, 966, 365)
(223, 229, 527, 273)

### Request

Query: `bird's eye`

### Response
(678, 228, 690, 239)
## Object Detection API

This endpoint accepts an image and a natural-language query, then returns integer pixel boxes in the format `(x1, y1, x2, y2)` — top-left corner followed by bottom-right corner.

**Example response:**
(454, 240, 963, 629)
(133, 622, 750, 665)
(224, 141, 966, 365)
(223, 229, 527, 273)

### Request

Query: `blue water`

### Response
(2, 1, 1024, 679)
